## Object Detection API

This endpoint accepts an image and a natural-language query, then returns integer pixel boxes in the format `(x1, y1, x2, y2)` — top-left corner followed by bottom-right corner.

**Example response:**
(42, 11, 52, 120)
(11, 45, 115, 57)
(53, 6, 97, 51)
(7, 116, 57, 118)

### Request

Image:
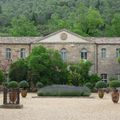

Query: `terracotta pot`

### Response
(111, 89, 119, 103)
(21, 89, 27, 97)
(9, 91, 17, 103)
(98, 89, 104, 98)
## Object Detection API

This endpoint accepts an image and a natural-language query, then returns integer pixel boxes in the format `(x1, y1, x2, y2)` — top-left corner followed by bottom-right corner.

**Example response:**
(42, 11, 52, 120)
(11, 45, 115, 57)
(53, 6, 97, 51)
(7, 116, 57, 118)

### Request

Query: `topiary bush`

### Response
(36, 82, 44, 89)
(7, 81, 18, 89)
(19, 80, 29, 89)
(95, 81, 107, 89)
(85, 82, 93, 90)
(109, 80, 120, 89)
(37, 85, 91, 97)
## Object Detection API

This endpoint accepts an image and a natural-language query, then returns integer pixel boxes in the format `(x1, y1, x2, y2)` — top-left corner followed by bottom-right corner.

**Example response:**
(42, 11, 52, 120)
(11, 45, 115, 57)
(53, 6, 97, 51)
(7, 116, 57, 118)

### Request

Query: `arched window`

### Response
(81, 48, 87, 59)
(61, 48, 67, 61)
(116, 48, 120, 58)
(101, 48, 106, 59)
(20, 48, 26, 59)
(6, 48, 11, 60)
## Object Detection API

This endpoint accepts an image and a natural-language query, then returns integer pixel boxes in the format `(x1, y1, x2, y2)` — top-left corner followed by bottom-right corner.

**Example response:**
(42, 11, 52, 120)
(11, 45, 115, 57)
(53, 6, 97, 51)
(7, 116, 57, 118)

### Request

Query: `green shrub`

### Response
(109, 80, 120, 89)
(19, 80, 29, 89)
(95, 81, 107, 89)
(85, 82, 93, 90)
(0, 70, 4, 85)
(8, 81, 18, 89)
(36, 82, 44, 88)
(37, 85, 91, 97)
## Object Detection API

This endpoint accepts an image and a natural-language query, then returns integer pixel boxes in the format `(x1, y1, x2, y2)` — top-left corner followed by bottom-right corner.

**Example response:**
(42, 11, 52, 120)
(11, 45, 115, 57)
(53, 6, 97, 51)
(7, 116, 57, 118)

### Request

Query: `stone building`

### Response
(0, 29, 120, 82)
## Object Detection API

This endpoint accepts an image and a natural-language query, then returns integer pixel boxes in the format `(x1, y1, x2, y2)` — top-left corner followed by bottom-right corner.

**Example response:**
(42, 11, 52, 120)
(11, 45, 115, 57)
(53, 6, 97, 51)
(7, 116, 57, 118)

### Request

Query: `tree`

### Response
(105, 14, 120, 36)
(69, 60, 92, 86)
(9, 16, 39, 36)
(0, 69, 4, 85)
(9, 59, 28, 82)
(28, 45, 68, 85)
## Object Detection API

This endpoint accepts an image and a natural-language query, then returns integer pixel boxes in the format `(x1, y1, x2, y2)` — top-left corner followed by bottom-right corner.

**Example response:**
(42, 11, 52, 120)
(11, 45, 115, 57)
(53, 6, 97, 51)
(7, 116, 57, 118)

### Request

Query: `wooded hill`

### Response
(0, 0, 120, 37)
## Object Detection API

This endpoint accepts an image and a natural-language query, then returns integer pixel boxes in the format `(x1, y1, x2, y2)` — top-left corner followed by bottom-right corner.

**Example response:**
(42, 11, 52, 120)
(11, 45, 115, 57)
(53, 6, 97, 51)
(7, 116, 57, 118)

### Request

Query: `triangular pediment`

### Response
(35, 29, 89, 44)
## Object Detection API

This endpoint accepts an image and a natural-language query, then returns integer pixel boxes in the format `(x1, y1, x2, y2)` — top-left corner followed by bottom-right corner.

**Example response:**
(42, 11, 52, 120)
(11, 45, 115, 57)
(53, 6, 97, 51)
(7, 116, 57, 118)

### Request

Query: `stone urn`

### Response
(111, 89, 119, 103)
(98, 89, 104, 98)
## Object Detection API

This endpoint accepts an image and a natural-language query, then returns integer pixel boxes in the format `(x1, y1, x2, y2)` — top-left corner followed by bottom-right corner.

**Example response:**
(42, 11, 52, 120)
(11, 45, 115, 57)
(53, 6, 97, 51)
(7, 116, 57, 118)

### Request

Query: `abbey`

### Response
(0, 29, 120, 82)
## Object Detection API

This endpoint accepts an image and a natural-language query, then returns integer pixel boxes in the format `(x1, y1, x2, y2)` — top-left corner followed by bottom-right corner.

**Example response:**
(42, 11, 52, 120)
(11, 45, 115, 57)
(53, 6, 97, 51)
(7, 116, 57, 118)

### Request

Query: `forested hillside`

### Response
(0, 0, 120, 37)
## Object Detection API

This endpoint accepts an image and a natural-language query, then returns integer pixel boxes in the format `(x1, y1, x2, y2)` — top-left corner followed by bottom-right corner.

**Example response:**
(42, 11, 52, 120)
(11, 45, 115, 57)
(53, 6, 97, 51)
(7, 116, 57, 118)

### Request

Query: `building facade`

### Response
(0, 29, 120, 82)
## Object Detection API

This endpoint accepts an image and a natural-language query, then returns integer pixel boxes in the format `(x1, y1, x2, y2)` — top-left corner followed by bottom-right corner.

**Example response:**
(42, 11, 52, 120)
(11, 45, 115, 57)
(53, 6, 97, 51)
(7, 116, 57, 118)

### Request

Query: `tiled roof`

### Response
(0, 37, 42, 44)
(87, 37, 120, 44)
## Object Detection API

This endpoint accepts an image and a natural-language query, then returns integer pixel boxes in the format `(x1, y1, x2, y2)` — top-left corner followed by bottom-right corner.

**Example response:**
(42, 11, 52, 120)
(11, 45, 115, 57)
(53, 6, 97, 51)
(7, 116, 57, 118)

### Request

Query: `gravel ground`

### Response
(0, 93, 120, 120)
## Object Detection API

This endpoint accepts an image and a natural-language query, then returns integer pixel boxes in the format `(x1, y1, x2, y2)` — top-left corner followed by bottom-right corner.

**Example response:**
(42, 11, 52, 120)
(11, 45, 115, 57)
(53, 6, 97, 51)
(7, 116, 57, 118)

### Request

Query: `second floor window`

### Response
(116, 48, 120, 58)
(6, 48, 11, 60)
(81, 48, 87, 59)
(101, 48, 106, 59)
(20, 48, 26, 59)
(61, 48, 67, 61)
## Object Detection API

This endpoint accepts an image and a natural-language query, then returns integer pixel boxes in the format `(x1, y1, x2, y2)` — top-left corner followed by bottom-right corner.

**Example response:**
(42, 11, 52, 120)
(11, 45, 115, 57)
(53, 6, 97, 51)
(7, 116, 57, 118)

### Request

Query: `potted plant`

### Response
(95, 81, 107, 98)
(7, 81, 19, 103)
(109, 80, 120, 103)
(19, 80, 29, 97)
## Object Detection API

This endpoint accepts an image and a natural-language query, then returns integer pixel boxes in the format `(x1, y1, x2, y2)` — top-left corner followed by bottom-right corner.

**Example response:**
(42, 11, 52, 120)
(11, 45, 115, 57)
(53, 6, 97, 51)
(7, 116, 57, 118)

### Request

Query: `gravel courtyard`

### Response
(0, 93, 120, 120)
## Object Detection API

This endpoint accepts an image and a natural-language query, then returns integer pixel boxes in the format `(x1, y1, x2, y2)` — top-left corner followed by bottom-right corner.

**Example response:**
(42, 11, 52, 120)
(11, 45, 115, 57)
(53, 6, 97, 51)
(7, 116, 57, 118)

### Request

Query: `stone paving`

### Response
(0, 93, 120, 120)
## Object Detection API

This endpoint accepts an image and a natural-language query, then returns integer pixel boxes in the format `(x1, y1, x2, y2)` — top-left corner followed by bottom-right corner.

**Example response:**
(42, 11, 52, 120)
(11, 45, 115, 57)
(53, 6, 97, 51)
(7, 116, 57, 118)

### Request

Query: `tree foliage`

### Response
(69, 60, 92, 86)
(0, 0, 120, 36)
(9, 16, 39, 36)
(28, 45, 68, 85)
(9, 59, 28, 82)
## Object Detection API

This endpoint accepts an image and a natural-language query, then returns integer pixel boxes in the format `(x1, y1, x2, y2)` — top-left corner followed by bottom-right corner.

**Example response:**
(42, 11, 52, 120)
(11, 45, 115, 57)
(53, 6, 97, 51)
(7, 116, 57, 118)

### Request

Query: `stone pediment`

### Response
(36, 29, 89, 44)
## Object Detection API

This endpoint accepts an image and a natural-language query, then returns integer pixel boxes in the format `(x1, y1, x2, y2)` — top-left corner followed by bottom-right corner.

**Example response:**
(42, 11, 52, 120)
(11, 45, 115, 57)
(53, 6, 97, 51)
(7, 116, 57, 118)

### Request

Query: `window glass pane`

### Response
(101, 74, 107, 83)
(61, 48, 67, 61)
(81, 49, 87, 59)
(116, 48, 120, 58)
(101, 48, 106, 59)
(6, 48, 11, 59)
(20, 48, 26, 59)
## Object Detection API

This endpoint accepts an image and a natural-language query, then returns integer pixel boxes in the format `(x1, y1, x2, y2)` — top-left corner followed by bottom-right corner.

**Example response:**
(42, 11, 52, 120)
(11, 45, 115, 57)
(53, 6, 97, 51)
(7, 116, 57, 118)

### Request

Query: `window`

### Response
(20, 48, 26, 59)
(116, 74, 120, 80)
(61, 48, 67, 61)
(101, 48, 106, 59)
(101, 74, 107, 83)
(81, 48, 87, 59)
(6, 48, 11, 60)
(116, 48, 120, 58)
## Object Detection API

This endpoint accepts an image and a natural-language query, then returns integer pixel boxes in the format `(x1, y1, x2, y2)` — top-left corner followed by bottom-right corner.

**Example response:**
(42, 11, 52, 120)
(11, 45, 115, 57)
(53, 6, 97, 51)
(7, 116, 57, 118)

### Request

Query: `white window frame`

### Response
(101, 48, 106, 59)
(81, 48, 87, 60)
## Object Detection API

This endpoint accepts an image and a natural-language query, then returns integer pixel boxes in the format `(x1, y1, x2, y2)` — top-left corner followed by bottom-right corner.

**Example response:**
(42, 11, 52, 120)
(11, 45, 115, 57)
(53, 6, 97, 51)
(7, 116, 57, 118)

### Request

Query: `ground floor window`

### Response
(101, 74, 107, 83)
(116, 74, 120, 80)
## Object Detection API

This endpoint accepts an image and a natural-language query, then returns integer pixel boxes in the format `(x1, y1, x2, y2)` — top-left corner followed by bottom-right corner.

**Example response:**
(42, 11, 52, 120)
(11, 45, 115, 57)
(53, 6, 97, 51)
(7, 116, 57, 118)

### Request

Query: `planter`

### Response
(21, 89, 27, 97)
(9, 91, 17, 103)
(98, 89, 104, 98)
(111, 89, 119, 103)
